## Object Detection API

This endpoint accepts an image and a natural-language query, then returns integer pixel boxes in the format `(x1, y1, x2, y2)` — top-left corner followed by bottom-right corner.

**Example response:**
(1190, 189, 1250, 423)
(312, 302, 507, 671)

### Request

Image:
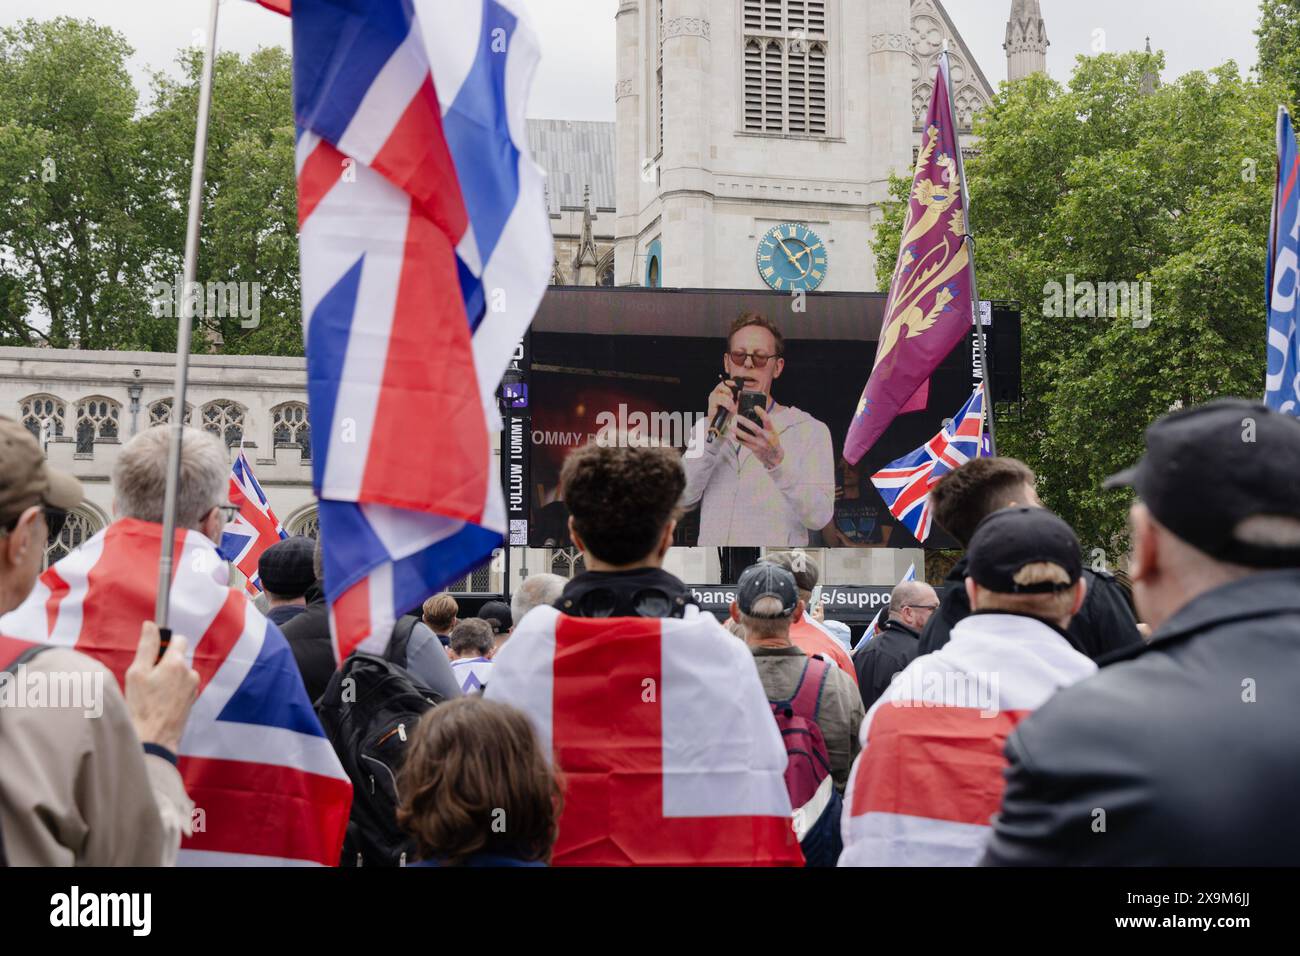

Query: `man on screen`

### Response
(681, 313, 834, 546)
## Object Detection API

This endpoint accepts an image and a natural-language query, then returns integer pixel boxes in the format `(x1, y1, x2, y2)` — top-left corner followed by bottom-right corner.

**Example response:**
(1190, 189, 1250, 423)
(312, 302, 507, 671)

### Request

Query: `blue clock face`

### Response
(756, 223, 828, 292)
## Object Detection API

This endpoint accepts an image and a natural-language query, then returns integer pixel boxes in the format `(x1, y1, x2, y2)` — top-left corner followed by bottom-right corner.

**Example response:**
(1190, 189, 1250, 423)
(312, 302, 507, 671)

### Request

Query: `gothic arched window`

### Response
(550, 547, 587, 580)
(19, 394, 66, 444)
(201, 400, 245, 448)
(271, 402, 311, 461)
(287, 507, 319, 540)
(45, 507, 102, 567)
(149, 398, 192, 428)
(75, 397, 120, 453)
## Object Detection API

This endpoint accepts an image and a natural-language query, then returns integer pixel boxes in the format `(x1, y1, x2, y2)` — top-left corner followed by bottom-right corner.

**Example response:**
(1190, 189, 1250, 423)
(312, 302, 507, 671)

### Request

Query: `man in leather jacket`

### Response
(983, 401, 1300, 865)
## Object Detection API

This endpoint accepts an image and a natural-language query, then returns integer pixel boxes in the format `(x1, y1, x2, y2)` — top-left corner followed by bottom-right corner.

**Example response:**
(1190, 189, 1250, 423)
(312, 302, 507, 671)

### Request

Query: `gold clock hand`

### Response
(775, 237, 800, 264)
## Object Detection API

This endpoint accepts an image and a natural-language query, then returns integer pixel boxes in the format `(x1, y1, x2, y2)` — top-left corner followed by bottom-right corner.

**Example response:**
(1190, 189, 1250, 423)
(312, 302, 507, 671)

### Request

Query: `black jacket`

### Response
(280, 583, 338, 704)
(982, 569, 1300, 866)
(916, 557, 1143, 662)
(852, 619, 921, 710)
(280, 584, 460, 704)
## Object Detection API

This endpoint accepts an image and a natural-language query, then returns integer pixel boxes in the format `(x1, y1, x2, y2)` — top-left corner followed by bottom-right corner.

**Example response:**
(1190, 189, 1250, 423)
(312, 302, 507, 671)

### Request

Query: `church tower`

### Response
(1004, 0, 1048, 82)
(612, 1, 994, 292)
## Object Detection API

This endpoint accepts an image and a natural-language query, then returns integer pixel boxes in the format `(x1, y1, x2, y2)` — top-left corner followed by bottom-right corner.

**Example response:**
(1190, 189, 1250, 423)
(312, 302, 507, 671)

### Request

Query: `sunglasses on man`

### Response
(727, 350, 780, 369)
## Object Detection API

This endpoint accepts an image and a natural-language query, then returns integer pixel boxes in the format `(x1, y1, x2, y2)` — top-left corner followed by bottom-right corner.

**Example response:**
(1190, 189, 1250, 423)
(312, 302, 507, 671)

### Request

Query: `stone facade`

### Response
(1, 348, 318, 563)
(611, 0, 998, 295)
(1004, 0, 1049, 83)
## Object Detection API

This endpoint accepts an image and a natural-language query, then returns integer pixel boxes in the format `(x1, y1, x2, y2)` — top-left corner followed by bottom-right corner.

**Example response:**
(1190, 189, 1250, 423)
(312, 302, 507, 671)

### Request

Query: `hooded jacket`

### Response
(680, 405, 834, 547)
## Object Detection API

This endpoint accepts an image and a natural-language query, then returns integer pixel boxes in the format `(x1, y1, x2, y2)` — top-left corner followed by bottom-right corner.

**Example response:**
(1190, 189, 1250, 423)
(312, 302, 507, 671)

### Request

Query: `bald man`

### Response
(853, 579, 939, 710)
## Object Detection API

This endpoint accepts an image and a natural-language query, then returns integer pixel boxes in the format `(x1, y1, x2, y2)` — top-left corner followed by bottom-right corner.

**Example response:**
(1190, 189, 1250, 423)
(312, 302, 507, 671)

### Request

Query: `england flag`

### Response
(218, 451, 288, 595)
(281, 0, 550, 661)
(486, 606, 805, 866)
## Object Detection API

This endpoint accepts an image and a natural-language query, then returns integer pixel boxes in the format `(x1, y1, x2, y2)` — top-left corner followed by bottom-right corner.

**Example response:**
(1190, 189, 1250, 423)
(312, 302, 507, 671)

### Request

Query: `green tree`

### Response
(0, 18, 157, 348)
(1257, 0, 1300, 109)
(140, 45, 301, 355)
(871, 52, 1279, 552)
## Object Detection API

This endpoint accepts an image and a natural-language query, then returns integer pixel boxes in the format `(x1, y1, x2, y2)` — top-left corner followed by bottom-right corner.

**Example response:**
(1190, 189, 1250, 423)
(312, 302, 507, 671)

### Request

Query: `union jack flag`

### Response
(0, 519, 352, 865)
(218, 451, 288, 595)
(278, 0, 550, 662)
(870, 383, 987, 543)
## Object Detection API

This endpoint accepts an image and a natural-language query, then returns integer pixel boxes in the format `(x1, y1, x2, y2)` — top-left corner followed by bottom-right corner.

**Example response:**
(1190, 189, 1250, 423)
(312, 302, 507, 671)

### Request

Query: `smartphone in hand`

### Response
(738, 390, 765, 428)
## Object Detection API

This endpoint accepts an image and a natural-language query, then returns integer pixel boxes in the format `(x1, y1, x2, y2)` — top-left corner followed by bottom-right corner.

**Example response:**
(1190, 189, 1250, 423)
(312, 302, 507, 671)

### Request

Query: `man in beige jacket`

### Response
(0, 418, 198, 865)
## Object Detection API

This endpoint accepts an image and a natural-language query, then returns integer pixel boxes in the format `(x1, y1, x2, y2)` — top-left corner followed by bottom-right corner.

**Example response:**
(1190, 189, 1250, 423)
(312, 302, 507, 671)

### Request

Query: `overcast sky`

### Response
(0, 1, 1265, 120)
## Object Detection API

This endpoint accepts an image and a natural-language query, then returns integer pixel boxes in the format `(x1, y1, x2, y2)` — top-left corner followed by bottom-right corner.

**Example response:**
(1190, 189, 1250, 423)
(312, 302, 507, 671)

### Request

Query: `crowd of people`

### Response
(1, 393, 1298, 866)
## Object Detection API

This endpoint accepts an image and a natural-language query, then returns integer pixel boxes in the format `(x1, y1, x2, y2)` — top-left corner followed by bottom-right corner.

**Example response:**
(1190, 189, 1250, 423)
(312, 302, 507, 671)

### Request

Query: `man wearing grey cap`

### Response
(983, 400, 1300, 866)
(730, 562, 864, 793)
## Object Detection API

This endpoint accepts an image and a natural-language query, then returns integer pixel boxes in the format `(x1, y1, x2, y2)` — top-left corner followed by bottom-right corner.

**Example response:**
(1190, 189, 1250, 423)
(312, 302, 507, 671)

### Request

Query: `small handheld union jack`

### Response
(870, 383, 988, 543)
(218, 451, 288, 594)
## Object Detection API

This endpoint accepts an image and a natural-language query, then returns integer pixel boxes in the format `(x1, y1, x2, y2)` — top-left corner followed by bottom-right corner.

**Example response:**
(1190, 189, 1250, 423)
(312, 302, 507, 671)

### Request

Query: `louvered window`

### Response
(742, 0, 829, 136)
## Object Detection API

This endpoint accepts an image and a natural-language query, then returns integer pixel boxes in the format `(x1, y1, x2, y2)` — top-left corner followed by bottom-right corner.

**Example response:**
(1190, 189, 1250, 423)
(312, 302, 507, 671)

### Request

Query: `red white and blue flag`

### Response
(0, 519, 353, 866)
(280, 0, 550, 662)
(218, 451, 288, 595)
(840, 613, 1095, 866)
(1267, 105, 1300, 416)
(870, 383, 987, 543)
(486, 607, 805, 866)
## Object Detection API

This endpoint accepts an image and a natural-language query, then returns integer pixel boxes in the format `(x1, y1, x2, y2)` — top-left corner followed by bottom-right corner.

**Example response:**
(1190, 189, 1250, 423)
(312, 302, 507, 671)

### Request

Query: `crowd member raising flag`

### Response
(218, 451, 288, 596)
(280, 0, 551, 662)
(1267, 105, 1300, 416)
(844, 52, 990, 465)
(0, 427, 352, 866)
(870, 382, 988, 543)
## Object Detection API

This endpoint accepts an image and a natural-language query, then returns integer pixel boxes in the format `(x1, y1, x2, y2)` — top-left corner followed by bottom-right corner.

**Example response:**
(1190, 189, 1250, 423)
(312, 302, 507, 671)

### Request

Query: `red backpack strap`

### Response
(790, 654, 832, 723)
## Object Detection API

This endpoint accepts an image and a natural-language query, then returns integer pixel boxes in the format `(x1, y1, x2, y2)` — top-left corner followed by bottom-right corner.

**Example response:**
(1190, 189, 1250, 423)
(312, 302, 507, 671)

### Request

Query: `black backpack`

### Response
(315, 634, 447, 867)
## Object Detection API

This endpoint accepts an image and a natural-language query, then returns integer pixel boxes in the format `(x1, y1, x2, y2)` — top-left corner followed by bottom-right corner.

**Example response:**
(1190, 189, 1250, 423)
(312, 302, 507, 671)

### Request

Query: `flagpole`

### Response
(155, 0, 221, 631)
(942, 48, 998, 456)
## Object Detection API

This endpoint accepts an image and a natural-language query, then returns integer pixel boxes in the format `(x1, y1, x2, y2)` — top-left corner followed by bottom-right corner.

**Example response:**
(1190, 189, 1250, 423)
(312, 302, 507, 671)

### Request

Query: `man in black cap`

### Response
(730, 562, 863, 793)
(840, 507, 1096, 866)
(476, 600, 513, 652)
(258, 536, 316, 627)
(915, 457, 1143, 662)
(983, 400, 1300, 866)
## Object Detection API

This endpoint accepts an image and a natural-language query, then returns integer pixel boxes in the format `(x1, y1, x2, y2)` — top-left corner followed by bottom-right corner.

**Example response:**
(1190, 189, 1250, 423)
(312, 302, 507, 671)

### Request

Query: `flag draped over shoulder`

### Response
(288, 0, 550, 662)
(218, 451, 288, 595)
(0, 519, 353, 866)
(870, 382, 986, 543)
(485, 606, 805, 866)
(1267, 105, 1300, 416)
(844, 55, 976, 464)
(839, 614, 1095, 867)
